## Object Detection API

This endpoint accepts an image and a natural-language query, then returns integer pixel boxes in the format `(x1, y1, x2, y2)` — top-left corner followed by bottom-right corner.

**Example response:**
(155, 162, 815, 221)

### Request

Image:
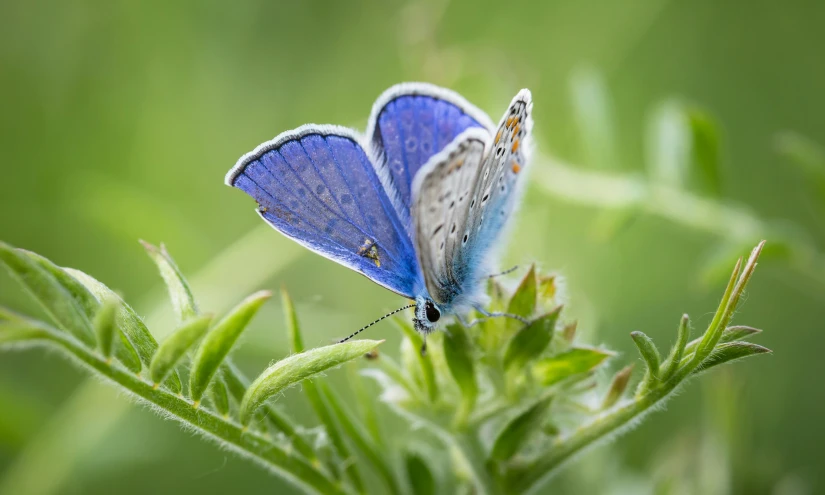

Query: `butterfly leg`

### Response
(487, 265, 520, 278)
(473, 305, 530, 325)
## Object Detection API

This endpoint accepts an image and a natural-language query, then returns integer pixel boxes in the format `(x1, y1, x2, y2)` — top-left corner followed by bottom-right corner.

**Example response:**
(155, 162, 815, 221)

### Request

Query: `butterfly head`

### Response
(413, 296, 442, 334)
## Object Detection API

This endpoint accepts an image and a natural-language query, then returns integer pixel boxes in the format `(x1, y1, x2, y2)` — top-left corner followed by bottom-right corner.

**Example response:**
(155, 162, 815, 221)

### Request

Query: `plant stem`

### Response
(512, 376, 680, 494)
(20, 327, 348, 495)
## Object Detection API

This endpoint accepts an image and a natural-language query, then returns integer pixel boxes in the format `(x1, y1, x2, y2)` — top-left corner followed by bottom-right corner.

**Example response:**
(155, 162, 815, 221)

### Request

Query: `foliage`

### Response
(0, 238, 770, 494)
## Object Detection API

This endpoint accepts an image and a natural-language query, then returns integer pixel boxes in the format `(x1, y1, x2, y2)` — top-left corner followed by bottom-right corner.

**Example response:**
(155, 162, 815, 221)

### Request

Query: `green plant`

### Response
(0, 239, 769, 494)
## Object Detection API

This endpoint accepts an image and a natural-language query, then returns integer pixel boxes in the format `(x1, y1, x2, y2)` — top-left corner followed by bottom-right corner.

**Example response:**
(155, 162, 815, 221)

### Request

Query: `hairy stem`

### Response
(17, 326, 348, 495)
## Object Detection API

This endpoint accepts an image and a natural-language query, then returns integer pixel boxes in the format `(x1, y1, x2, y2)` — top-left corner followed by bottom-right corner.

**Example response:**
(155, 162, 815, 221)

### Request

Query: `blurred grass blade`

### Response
(239, 339, 383, 424)
(150, 314, 213, 386)
(570, 65, 618, 170)
(630, 331, 661, 381)
(507, 264, 537, 322)
(405, 451, 436, 495)
(775, 131, 825, 197)
(646, 100, 689, 188)
(209, 375, 230, 417)
(490, 396, 553, 462)
(0, 321, 58, 347)
(532, 347, 612, 386)
(694, 341, 771, 373)
(281, 288, 303, 353)
(318, 381, 400, 494)
(141, 241, 198, 322)
(0, 306, 27, 321)
(661, 314, 690, 381)
(686, 108, 722, 196)
(0, 242, 95, 346)
(190, 290, 271, 403)
(503, 307, 561, 371)
(601, 365, 633, 409)
(93, 298, 120, 361)
(395, 317, 438, 402)
(443, 323, 478, 426)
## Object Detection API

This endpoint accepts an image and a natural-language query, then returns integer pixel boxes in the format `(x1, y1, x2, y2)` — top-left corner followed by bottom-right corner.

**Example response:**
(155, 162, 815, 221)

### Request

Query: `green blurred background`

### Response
(1, 0, 823, 493)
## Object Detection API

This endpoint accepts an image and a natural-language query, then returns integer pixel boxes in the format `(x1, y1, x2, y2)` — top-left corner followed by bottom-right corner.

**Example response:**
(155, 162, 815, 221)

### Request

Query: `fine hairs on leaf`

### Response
(0, 239, 770, 495)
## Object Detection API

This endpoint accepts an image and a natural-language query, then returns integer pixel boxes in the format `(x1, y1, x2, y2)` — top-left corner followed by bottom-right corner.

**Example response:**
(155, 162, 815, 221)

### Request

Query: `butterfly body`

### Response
(226, 83, 532, 334)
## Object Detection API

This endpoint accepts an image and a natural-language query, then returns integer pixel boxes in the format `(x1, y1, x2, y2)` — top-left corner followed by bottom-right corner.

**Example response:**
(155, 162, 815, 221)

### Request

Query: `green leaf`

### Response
(0, 321, 58, 347)
(93, 298, 120, 360)
(395, 316, 438, 402)
(405, 451, 436, 495)
(239, 339, 383, 424)
(443, 323, 477, 424)
(775, 131, 825, 198)
(150, 314, 213, 386)
(0, 242, 95, 346)
(281, 288, 303, 353)
(404, 451, 436, 495)
(507, 265, 537, 321)
(695, 341, 771, 373)
(0, 306, 27, 322)
(24, 253, 145, 374)
(532, 347, 612, 386)
(141, 241, 198, 323)
(686, 108, 722, 196)
(209, 375, 230, 418)
(503, 307, 561, 371)
(570, 65, 618, 170)
(684, 325, 761, 357)
(190, 291, 271, 403)
(601, 365, 634, 409)
(630, 331, 661, 381)
(318, 381, 400, 494)
(661, 314, 690, 381)
(490, 395, 553, 461)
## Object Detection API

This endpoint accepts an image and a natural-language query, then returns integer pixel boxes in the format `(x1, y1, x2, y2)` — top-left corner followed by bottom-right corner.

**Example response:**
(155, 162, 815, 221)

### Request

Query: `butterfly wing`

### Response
(411, 90, 532, 307)
(226, 125, 422, 298)
(366, 83, 495, 231)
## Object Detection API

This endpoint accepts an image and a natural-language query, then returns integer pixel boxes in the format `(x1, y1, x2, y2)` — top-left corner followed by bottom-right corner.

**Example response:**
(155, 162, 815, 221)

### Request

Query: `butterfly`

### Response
(225, 83, 532, 337)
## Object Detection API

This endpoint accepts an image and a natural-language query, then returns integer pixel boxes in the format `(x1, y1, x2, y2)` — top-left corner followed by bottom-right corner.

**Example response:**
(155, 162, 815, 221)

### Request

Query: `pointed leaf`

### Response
(602, 365, 634, 409)
(0, 243, 94, 346)
(405, 451, 436, 495)
(507, 265, 537, 320)
(630, 331, 661, 380)
(190, 291, 271, 402)
(150, 314, 213, 386)
(141, 241, 198, 322)
(661, 314, 690, 381)
(93, 298, 120, 360)
(240, 339, 382, 424)
(503, 307, 561, 371)
(684, 325, 761, 357)
(209, 376, 230, 417)
(490, 396, 553, 461)
(281, 288, 303, 353)
(695, 341, 771, 373)
(532, 347, 612, 386)
(25, 254, 146, 374)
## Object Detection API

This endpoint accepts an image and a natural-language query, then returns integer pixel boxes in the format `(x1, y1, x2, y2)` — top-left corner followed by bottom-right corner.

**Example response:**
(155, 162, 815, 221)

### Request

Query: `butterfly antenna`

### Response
(338, 304, 415, 343)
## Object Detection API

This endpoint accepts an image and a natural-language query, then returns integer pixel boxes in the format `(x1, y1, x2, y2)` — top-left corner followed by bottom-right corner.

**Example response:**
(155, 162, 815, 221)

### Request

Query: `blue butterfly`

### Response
(225, 83, 532, 336)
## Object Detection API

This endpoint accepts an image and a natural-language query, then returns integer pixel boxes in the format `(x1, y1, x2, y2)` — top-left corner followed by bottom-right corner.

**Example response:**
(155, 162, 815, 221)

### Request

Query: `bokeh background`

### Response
(1, 0, 823, 493)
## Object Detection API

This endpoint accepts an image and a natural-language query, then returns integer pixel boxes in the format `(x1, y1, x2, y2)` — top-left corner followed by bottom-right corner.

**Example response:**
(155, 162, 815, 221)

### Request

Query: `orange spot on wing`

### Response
(511, 139, 520, 153)
(513, 124, 520, 135)
(495, 130, 502, 144)
(505, 116, 515, 128)
(511, 162, 521, 174)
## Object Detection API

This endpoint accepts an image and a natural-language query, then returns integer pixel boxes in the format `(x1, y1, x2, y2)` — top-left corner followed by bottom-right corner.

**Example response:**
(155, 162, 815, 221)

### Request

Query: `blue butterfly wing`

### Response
(367, 84, 494, 231)
(226, 126, 422, 298)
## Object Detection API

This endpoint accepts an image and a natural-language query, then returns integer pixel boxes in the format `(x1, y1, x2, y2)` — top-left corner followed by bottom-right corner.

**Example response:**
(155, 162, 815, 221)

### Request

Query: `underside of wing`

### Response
(411, 128, 489, 306)
(367, 83, 495, 232)
(226, 125, 422, 298)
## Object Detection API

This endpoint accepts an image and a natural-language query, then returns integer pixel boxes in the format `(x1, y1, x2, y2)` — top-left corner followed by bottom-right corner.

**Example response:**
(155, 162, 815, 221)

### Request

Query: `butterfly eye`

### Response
(424, 301, 441, 323)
